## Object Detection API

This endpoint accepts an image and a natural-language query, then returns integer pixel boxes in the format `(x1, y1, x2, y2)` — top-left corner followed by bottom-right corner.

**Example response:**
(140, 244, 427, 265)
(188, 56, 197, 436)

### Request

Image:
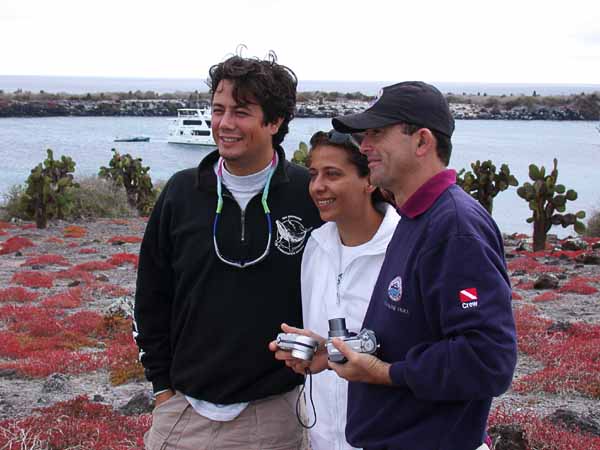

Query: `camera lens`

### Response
(290, 335, 319, 361)
(328, 318, 350, 338)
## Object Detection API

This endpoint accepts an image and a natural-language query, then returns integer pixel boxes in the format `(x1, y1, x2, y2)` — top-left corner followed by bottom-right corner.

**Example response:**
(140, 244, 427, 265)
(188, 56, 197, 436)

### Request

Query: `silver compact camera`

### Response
(325, 318, 378, 363)
(276, 333, 319, 361)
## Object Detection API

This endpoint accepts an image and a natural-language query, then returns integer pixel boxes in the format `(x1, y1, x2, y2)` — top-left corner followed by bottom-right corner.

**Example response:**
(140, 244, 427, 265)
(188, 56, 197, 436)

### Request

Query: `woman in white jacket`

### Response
(272, 130, 400, 450)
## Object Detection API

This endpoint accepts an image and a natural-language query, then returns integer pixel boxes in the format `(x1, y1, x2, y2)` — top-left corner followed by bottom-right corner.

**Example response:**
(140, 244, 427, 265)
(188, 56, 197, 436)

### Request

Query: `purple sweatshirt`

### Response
(346, 170, 517, 450)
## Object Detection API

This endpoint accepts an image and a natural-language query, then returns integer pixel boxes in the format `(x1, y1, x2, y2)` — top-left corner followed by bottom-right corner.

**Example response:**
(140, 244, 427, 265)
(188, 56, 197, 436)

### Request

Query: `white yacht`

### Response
(167, 108, 216, 146)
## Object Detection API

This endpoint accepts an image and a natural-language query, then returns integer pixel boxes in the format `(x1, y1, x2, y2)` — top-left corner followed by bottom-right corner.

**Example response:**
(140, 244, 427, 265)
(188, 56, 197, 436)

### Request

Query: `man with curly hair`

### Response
(134, 53, 321, 450)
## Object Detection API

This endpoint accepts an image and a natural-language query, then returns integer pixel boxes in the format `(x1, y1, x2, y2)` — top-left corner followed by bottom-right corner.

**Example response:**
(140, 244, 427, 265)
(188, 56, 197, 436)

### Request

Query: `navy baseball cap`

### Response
(332, 81, 455, 138)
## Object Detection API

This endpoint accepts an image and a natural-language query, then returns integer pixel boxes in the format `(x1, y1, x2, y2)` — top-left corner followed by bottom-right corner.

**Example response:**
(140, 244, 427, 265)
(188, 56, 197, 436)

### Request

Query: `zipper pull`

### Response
(336, 273, 343, 305)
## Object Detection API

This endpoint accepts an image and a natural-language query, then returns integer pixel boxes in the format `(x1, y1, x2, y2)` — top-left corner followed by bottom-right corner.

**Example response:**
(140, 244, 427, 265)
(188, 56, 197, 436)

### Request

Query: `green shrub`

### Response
(586, 209, 600, 237)
(1, 177, 136, 221)
(69, 177, 136, 218)
(1, 185, 28, 221)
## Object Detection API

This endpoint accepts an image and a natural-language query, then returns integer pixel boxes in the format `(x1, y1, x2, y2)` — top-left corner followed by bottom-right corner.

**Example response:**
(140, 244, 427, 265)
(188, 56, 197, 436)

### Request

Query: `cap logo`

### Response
(368, 88, 384, 108)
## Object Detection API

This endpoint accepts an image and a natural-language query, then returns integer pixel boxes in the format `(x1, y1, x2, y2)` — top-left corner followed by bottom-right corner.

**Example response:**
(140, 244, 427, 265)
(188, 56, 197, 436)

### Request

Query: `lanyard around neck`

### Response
(213, 153, 277, 268)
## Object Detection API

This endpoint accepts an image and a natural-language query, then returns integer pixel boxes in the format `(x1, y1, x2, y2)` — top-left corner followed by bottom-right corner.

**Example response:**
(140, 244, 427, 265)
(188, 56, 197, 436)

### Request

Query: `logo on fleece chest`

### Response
(384, 275, 409, 315)
(274, 215, 311, 256)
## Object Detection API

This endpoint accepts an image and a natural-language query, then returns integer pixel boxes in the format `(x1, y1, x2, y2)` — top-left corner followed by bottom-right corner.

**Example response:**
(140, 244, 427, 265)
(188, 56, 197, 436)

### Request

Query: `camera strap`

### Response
(295, 368, 317, 429)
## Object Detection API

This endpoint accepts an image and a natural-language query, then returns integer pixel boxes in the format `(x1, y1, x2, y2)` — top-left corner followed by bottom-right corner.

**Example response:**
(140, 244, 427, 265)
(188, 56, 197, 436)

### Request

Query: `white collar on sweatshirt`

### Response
(310, 203, 400, 262)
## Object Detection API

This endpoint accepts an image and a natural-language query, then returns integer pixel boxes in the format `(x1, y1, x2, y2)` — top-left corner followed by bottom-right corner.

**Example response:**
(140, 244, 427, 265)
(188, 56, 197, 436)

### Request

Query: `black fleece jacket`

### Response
(134, 146, 322, 404)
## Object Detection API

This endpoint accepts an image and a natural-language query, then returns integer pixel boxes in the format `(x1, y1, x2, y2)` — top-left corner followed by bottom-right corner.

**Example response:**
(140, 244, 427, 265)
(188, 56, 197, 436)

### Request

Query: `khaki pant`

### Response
(144, 390, 304, 450)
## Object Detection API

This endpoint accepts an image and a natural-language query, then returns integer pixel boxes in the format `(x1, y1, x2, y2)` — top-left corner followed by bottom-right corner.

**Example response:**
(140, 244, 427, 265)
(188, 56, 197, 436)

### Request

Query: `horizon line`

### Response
(1, 74, 600, 87)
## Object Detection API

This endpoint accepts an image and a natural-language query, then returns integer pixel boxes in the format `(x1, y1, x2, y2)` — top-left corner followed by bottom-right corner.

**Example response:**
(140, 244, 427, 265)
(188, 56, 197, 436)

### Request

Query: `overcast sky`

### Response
(1, 0, 599, 83)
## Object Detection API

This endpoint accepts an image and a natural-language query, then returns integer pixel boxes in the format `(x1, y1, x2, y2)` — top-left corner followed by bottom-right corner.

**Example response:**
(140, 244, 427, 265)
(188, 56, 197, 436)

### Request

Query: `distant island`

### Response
(0, 89, 599, 120)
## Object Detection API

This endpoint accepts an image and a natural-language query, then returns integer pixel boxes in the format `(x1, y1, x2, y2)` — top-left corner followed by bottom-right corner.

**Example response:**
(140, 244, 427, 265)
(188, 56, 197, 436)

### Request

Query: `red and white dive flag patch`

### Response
(459, 288, 478, 308)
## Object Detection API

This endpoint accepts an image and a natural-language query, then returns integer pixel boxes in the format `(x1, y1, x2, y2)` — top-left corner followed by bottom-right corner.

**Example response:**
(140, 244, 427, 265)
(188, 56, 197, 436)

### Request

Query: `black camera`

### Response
(325, 318, 378, 363)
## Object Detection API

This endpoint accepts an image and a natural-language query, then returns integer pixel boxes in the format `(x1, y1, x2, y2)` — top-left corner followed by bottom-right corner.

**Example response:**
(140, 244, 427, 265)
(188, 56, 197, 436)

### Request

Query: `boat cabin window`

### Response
(191, 130, 210, 136)
(206, 120, 211, 127)
(183, 120, 204, 126)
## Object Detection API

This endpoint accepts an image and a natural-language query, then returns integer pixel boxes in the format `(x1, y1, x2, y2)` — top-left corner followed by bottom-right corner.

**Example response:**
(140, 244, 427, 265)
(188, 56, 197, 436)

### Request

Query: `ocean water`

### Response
(0, 116, 599, 236)
(2, 75, 600, 96)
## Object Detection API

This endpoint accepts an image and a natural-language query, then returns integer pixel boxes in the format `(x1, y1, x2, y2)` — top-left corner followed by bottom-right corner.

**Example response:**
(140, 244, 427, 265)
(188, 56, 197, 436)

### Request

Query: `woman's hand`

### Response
(269, 323, 329, 375)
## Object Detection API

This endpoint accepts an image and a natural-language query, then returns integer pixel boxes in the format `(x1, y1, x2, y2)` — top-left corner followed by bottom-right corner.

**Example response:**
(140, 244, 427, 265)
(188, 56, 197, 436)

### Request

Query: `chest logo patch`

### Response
(275, 215, 310, 256)
(387, 276, 403, 302)
(459, 288, 479, 309)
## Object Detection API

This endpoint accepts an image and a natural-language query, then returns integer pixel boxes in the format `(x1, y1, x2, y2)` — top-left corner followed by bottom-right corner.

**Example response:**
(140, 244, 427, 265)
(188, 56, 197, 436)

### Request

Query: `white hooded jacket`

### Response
(301, 204, 400, 450)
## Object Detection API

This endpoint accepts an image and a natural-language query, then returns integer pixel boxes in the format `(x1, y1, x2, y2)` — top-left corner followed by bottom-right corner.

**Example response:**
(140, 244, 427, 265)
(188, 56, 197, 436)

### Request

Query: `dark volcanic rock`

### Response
(547, 321, 572, 334)
(546, 409, 600, 436)
(119, 390, 154, 416)
(561, 238, 588, 251)
(575, 253, 600, 265)
(0, 369, 18, 379)
(488, 423, 527, 450)
(42, 373, 71, 393)
(533, 274, 560, 290)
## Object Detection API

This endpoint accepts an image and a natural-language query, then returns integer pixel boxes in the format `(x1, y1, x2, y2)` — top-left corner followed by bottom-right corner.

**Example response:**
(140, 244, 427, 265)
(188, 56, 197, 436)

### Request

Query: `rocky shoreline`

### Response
(1, 94, 599, 120)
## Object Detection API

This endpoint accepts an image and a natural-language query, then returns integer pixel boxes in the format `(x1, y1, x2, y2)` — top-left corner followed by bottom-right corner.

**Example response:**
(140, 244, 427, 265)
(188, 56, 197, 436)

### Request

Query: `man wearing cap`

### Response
(328, 81, 517, 450)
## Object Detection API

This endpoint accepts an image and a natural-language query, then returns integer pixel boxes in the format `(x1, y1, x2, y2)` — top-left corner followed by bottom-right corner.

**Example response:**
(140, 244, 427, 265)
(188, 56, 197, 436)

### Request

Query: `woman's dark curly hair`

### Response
(208, 51, 297, 147)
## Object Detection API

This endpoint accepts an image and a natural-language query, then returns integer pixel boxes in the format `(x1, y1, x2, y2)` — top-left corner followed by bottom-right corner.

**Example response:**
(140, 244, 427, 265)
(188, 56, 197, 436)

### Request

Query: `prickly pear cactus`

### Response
(291, 141, 309, 167)
(99, 149, 156, 216)
(456, 160, 518, 215)
(21, 149, 78, 228)
(517, 158, 586, 251)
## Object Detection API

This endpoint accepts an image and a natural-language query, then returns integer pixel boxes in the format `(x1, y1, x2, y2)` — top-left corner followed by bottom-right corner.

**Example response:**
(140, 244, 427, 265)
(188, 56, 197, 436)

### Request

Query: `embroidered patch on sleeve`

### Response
(459, 288, 478, 309)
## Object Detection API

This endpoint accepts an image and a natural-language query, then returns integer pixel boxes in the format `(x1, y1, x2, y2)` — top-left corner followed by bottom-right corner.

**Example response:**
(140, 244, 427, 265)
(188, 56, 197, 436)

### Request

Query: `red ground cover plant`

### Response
(0, 236, 35, 255)
(44, 236, 65, 244)
(63, 225, 87, 238)
(0, 306, 105, 377)
(54, 268, 97, 284)
(72, 260, 117, 272)
(1, 349, 107, 378)
(511, 291, 523, 300)
(41, 287, 84, 309)
(513, 307, 600, 398)
(109, 218, 130, 225)
(513, 280, 535, 290)
(100, 315, 144, 385)
(532, 291, 560, 302)
(20, 223, 37, 230)
(21, 254, 71, 267)
(0, 230, 7, 236)
(0, 303, 99, 349)
(489, 405, 600, 450)
(108, 235, 142, 244)
(107, 252, 139, 268)
(507, 256, 565, 274)
(551, 249, 586, 260)
(0, 396, 151, 450)
(557, 279, 599, 295)
(11, 271, 54, 289)
(94, 283, 132, 298)
(0, 220, 17, 230)
(64, 311, 105, 336)
(0, 287, 39, 303)
(79, 247, 99, 254)
(67, 242, 79, 248)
